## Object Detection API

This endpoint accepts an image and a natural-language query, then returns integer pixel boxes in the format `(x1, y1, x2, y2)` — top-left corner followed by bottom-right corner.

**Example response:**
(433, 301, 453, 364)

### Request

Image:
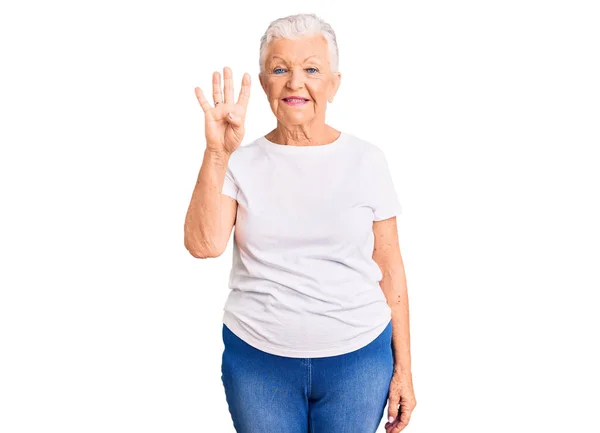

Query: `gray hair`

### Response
(259, 13, 339, 75)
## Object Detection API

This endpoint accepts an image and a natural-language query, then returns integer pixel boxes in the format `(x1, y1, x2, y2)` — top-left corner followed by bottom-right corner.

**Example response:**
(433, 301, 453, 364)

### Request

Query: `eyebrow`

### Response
(271, 55, 320, 63)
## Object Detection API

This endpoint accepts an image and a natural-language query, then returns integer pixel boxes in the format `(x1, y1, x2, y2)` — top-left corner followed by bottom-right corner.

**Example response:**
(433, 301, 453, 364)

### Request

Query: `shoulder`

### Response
(226, 136, 263, 166)
(342, 132, 387, 161)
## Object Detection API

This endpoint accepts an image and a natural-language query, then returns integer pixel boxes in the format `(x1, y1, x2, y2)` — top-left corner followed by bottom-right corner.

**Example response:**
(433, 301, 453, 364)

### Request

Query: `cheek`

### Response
(309, 84, 328, 99)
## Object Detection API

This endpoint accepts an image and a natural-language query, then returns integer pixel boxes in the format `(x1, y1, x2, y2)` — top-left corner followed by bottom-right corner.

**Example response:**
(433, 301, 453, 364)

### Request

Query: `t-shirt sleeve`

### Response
(366, 146, 403, 221)
(221, 159, 239, 200)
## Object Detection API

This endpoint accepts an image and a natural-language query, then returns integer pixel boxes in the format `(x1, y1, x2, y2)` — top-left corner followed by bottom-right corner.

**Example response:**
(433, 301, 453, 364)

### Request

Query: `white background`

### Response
(1, 1, 599, 432)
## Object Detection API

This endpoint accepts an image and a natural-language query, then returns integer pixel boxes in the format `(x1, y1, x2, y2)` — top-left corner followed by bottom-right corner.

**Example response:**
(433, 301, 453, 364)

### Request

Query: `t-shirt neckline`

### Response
(257, 131, 347, 153)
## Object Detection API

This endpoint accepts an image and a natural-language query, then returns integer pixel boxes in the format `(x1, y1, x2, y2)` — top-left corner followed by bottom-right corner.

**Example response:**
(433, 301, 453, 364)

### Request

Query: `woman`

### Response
(184, 13, 416, 433)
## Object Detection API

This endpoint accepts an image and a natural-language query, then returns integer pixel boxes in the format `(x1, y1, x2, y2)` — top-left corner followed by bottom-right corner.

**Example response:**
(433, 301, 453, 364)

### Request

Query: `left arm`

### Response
(372, 216, 412, 374)
(372, 216, 417, 432)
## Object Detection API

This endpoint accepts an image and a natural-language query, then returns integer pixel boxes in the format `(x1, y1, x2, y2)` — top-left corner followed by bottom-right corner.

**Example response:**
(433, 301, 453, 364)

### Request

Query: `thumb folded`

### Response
(227, 112, 240, 125)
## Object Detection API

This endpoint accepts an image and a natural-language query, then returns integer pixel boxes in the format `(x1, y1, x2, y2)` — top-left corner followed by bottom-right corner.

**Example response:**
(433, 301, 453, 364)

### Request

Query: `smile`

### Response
(282, 99, 309, 106)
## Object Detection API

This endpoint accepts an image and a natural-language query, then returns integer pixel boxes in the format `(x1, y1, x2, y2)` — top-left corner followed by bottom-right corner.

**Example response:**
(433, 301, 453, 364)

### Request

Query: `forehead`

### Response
(266, 34, 329, 63)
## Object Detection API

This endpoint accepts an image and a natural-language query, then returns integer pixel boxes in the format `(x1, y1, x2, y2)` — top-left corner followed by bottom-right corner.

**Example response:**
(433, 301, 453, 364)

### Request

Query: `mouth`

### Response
(282, 97, 310, 106)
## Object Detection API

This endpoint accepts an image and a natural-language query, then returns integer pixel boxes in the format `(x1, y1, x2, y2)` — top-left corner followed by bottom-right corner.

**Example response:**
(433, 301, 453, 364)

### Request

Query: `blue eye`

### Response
(272, 67, 319, 74)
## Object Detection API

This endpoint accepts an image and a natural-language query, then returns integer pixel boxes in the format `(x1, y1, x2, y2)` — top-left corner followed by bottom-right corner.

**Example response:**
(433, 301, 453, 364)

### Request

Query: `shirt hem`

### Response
(222, 311, 392, 358)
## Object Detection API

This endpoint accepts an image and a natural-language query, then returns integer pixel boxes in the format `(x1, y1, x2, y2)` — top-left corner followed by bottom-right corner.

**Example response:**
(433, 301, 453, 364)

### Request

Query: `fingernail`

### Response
(388, 416, 394, 423)
(228, 113, 234, 120)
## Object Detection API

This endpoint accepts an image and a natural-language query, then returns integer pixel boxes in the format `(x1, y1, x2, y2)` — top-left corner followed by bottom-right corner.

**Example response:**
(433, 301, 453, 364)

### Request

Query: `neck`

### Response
(267, 123, 336, 147)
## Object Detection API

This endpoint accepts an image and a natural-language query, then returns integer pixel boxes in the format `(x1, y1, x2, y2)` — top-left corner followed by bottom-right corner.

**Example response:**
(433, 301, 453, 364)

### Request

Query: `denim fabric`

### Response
(220, 319, 393, 433)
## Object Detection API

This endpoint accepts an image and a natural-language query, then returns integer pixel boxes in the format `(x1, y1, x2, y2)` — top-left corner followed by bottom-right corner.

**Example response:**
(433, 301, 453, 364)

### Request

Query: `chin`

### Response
(285, 115, 315, 124)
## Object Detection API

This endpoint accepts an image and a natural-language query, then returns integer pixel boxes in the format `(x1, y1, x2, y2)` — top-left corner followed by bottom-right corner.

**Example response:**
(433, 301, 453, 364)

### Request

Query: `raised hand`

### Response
(194, 66, 251, 155)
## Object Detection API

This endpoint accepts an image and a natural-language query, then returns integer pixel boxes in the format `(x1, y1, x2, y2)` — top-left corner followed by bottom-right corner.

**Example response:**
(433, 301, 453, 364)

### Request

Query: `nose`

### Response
(286, 67, 305, 90)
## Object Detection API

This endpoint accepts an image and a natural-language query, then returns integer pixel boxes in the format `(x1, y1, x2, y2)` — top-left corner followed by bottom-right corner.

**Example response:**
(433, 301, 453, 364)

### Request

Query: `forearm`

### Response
(389, 288, 412, 375)
(380, 265, 412, 375)
(184, 147, 230, 257)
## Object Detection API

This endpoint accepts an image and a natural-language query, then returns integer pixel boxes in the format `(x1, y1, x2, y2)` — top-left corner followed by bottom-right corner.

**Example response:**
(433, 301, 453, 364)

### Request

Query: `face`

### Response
(259, 34, 342, 127)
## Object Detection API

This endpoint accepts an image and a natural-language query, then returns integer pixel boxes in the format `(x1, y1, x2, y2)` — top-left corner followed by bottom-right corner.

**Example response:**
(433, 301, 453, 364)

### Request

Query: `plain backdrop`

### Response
(1, 1, 599, 432)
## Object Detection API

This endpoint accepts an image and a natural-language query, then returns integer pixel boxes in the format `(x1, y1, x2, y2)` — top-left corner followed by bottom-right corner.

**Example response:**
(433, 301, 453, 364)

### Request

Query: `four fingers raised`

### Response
(195, 68, 251, 113)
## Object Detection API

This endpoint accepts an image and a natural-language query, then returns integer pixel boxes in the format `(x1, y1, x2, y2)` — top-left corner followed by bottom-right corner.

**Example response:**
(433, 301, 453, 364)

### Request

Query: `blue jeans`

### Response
(220, 319, 393, 433)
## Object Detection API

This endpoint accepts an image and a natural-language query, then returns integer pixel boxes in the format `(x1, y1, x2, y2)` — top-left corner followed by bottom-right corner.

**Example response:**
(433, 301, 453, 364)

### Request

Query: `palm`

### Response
(203, 101, 247, 154)
(195, 67, 251, 155)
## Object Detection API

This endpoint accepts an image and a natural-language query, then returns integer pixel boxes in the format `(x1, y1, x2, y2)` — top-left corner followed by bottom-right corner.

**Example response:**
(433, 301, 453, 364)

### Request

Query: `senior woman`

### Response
(184, 13, 416, 433)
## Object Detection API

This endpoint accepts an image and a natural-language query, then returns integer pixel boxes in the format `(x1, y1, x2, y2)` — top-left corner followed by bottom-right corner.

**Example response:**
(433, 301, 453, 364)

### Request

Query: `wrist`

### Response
(204, 147, 230, 163)
(393, 366, 412, 376)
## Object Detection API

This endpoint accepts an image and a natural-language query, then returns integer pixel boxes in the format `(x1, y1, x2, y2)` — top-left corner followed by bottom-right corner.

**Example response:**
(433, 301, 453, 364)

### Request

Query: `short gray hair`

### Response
(259, 13, 339, 74)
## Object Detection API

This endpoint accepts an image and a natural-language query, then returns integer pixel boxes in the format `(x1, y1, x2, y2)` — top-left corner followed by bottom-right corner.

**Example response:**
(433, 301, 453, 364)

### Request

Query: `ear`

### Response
(328, 72, 342, 103)
(259, 72, 267, 95)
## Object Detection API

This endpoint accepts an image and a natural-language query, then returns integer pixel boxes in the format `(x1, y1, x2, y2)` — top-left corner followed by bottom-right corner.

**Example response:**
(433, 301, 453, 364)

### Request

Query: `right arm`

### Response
(184, 148, 237, 258)
(183, 66, 250, 258)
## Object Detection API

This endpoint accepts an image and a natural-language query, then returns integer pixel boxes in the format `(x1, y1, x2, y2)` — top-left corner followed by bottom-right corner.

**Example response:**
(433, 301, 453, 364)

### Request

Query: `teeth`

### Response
(286, 99, 306, 102)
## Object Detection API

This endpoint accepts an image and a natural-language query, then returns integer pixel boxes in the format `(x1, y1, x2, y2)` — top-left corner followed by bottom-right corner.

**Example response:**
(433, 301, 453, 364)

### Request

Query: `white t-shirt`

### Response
(220, 131, 403, 358)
